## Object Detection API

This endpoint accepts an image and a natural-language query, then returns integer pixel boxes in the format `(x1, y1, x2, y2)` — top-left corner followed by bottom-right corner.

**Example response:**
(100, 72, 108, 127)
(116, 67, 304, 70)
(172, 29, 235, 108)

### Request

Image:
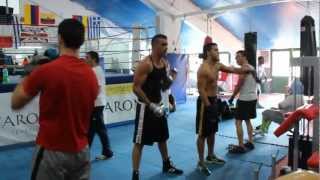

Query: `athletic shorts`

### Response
(133, 102, 169, 145)
(196, 96, 219, 137)
(31, 145, 90, 180)
(235, 99, 257, 120)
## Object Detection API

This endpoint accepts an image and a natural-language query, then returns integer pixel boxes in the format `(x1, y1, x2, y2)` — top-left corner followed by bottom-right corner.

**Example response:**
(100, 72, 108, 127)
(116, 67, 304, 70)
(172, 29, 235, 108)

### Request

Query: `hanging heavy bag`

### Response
(300, 15, 317, 96)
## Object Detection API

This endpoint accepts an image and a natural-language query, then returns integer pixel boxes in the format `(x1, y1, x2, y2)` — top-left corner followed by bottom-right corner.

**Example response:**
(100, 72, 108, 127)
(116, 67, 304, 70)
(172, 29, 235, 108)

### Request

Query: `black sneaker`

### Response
(229, 145, 246, 154)
(244, 142, 255, 150)
(255, 125, 261, 130)
(197, 162, 211, 176)
(132, 170, 139, 180)
(206, 155, 226, 165)
(162, 158, 183, 175)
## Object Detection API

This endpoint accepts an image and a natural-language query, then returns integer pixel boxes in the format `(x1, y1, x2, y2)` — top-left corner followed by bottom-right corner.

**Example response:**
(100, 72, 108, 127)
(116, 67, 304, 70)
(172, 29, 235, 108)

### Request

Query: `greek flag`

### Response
(88, 16, 101, 40)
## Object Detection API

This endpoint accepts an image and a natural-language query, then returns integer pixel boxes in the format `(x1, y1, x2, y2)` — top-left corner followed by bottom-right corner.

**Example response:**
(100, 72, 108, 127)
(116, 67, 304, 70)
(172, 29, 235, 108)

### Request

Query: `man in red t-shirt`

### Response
(11, 19, 98, 180)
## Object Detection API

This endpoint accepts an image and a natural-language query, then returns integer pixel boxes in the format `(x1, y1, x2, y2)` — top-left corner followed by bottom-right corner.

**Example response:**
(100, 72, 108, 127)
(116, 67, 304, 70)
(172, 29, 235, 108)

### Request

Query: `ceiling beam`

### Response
(175, 0, 313, 19)
(140, 0, 177, 18)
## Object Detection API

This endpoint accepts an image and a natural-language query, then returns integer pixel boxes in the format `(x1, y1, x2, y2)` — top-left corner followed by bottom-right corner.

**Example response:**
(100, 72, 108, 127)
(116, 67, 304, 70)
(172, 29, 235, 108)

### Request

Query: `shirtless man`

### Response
(196, 42, 251, 175)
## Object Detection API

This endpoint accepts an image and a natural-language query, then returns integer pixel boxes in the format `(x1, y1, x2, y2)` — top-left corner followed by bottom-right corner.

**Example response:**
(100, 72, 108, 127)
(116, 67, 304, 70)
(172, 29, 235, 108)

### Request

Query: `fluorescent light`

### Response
(19, 46, 43, 49)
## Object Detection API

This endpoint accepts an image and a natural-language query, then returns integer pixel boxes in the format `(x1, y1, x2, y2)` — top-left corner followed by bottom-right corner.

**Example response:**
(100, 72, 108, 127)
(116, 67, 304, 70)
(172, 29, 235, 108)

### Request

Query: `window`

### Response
(272, 51, 290, 77)
(219, 53, 230, 65)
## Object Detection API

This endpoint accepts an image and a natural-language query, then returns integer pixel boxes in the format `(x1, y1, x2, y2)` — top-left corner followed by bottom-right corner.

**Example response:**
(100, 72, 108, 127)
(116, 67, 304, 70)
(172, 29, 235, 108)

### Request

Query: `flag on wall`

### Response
(72, 15, 88, 30)
(88, 16, 101, 40)
(0, 25, 13, 48)
(40, 12, 56, 25)
(23, 3, 39, 25)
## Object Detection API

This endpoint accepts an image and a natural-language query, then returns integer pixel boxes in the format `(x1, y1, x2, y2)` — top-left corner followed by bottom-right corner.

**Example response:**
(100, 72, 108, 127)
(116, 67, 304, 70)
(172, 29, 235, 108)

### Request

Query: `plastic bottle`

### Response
(2, 65, 9, 84)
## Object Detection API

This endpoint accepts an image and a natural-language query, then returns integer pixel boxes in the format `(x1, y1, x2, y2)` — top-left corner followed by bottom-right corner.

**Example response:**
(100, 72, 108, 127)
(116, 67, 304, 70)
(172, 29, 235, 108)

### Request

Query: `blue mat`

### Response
(0, 97, 289, 180)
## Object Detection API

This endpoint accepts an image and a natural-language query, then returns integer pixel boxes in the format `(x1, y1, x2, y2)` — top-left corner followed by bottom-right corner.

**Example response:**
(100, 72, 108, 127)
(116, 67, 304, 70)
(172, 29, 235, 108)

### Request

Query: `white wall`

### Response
(142, 0, 243, 54)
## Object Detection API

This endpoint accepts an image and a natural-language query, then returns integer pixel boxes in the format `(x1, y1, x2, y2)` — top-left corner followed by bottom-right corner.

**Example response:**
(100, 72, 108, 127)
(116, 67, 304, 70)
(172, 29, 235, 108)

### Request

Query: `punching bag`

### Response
(300, 16, 317, 96)
(245, 32, 257, 68)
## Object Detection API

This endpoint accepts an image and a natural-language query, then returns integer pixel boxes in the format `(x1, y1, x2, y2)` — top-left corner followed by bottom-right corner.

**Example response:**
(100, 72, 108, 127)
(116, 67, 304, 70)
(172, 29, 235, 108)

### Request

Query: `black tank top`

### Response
(141, 58, 167, 103)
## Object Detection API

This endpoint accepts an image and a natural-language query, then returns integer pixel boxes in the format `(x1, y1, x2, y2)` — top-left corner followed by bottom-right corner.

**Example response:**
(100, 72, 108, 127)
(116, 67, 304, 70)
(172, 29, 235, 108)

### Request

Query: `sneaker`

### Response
(132, 170, 139, 180)
(95, 151, 113, 160)
(253, 129, 263, 136)
(255, 125, 261, 130)
(228, 145, 246, 154)
(95, 154, 112, 160)
(197, 162, 211, 176)
(162, 158, 183, 175)
(206, 155, 226, 165)
(244, 142, 255, 150)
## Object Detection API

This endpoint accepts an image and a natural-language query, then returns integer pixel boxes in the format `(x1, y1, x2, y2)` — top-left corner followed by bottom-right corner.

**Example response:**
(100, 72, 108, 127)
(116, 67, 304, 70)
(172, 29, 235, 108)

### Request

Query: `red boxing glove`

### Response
(204, 36, 213, 45)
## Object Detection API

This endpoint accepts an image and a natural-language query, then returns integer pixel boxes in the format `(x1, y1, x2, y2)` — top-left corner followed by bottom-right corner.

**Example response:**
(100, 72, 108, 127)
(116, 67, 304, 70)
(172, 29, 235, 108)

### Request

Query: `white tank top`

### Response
(239, 64, 257, 101)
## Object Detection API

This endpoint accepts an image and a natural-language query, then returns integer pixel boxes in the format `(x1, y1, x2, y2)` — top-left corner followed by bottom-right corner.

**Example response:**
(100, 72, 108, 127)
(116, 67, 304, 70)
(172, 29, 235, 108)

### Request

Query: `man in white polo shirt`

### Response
(86, 51, 113, 160)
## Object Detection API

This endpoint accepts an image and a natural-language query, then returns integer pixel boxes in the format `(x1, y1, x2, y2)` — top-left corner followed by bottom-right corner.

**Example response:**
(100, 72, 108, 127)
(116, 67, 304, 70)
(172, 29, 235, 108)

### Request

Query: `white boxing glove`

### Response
(149, 103, 165, 117)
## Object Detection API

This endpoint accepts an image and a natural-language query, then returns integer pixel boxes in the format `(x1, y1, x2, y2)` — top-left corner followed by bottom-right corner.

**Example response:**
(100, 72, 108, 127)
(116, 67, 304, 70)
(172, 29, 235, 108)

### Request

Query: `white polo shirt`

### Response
(92, 66, 106, 107)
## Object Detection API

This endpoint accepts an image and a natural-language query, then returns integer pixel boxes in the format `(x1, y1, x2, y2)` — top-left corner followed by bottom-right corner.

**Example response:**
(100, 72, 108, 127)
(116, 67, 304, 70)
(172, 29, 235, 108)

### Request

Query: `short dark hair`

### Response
(151, 34, 167, 47)
(258, 56, 264, 60)
(202, 42, 217, 59)
(87, 51, 99, 64)
(236, 50, 247, 58)
(58, 19, 84, 49)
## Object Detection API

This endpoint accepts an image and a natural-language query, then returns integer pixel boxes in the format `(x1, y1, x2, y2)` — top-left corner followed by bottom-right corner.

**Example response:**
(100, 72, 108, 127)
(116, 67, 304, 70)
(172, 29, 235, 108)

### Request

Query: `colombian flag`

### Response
(24, 3, 39, 25)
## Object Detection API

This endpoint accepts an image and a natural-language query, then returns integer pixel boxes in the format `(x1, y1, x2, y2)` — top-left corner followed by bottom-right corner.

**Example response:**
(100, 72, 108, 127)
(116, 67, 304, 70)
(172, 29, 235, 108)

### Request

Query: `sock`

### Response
(263, 120, 272, 133)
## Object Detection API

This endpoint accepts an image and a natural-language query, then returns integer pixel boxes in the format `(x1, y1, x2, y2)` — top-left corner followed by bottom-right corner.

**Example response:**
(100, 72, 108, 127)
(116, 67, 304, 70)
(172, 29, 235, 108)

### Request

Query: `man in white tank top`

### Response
(229, 50, 257, 153)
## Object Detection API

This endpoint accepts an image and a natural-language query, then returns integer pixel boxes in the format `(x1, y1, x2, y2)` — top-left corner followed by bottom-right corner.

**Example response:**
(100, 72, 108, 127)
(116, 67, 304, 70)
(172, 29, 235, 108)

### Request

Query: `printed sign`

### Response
(0, 83, 137, 147)
(104, 83, 137, 124)
(0, 93, 39, 146)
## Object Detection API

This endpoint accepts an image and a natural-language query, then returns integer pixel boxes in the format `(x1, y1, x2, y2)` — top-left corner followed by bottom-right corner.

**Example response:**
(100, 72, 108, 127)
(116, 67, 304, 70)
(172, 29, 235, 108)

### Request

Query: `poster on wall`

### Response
(104, 83, 137, 124)
(166, 53, 189, 104)
(0, 93, 39, 146)
(0, 25, 13, 48)
(20, 25, 49, 43)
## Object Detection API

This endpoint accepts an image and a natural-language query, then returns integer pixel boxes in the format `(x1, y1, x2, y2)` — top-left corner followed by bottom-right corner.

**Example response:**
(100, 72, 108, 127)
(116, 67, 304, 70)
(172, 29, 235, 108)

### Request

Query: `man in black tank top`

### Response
(131, 34, 183, 180)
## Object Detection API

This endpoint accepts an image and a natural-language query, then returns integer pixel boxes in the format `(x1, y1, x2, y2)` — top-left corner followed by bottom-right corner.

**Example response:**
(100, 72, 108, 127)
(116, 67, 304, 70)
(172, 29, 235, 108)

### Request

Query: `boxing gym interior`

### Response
(0, 0, 319, 180)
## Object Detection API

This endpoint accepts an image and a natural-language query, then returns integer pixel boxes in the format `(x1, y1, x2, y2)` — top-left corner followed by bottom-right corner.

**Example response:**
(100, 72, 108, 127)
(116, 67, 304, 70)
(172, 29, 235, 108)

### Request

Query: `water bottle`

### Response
(2, 65, 9, 84)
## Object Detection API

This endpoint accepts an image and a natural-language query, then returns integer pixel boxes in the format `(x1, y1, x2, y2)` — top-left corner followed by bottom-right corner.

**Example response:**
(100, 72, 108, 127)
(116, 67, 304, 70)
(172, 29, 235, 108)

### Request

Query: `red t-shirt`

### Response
(23, 55, 98, 152)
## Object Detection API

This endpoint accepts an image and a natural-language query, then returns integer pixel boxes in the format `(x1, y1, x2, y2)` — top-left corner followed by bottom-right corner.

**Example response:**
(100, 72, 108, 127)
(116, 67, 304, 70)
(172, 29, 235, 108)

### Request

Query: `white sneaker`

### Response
(197, 162, 211, 176)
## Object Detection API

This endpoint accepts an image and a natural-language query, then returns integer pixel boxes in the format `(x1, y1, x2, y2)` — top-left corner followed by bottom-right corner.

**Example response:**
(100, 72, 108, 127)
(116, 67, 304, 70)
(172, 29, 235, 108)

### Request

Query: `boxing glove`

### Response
(149, 103, 165, 117)
(24, 55, 51, 75)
